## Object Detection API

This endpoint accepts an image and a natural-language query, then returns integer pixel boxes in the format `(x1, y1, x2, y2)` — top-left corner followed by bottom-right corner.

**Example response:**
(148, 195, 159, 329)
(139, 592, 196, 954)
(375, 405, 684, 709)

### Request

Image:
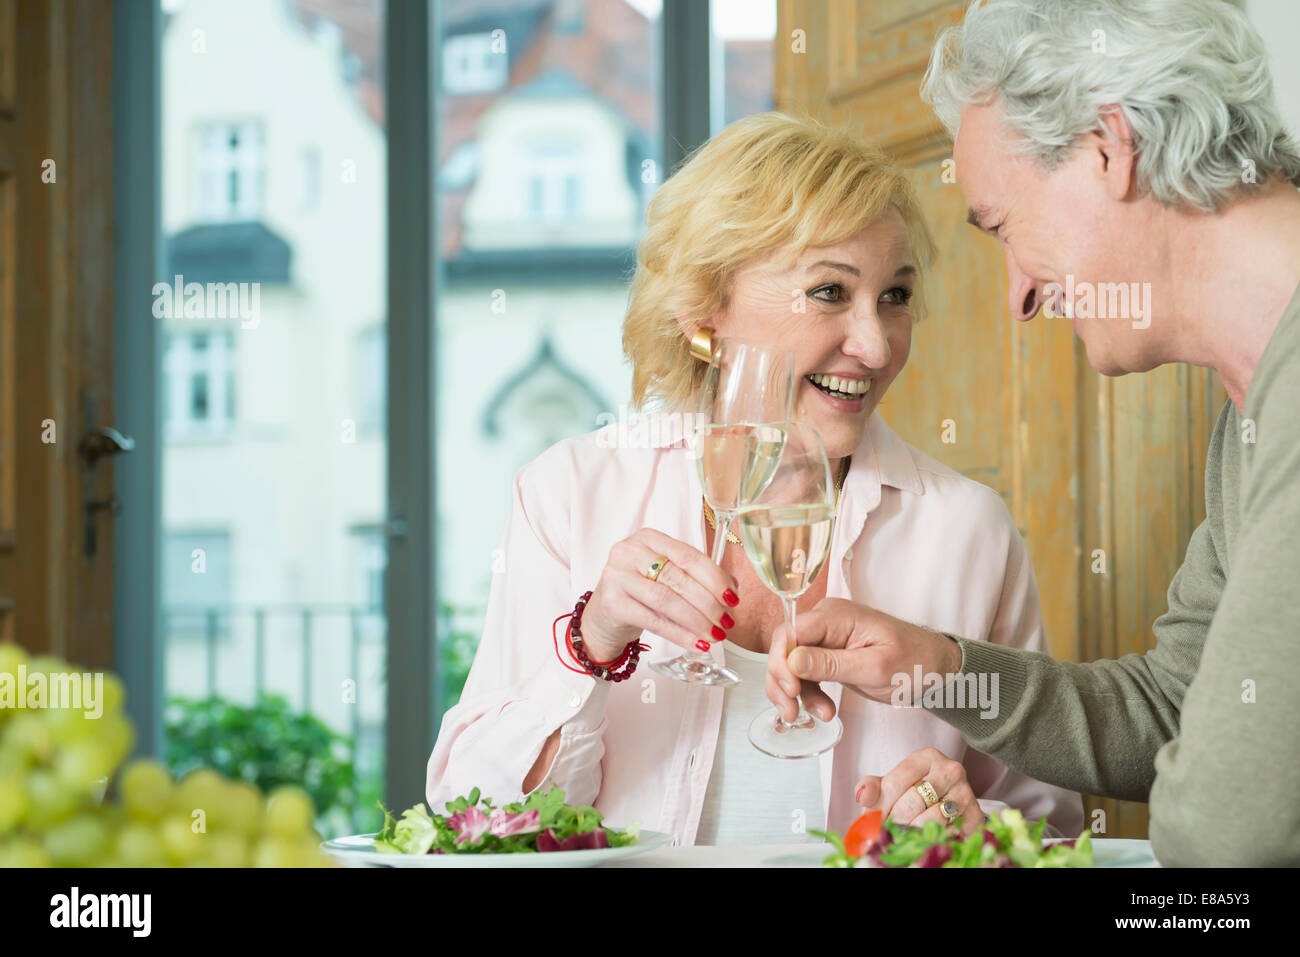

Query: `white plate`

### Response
(761, 837, 1159, 868)
(321, 830, 674, 867)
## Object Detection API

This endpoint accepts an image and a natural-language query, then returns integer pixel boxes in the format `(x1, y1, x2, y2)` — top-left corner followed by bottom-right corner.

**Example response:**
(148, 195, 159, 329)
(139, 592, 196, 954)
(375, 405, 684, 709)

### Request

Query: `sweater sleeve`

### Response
(924, 407, 1230, 803)
(425, 449, 611, 813)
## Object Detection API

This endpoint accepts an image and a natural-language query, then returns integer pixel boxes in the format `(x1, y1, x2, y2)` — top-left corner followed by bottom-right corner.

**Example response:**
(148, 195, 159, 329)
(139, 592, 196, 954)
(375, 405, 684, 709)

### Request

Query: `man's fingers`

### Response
(768, 622, 801, 697)
(765, 671, 801, 723)
(787, 644, 848, 683)
(800, 679, 836, 722)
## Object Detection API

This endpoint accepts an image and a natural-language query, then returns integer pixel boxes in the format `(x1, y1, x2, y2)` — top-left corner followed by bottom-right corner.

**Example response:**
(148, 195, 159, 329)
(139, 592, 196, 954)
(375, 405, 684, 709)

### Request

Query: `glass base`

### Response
(649, 654, 741, 688)
(747, 706, 842, 759)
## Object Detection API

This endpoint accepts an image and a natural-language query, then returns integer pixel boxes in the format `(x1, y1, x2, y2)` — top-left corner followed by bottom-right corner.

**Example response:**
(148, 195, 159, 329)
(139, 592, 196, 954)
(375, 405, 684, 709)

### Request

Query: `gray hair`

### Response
(921, 0, 1300, 213)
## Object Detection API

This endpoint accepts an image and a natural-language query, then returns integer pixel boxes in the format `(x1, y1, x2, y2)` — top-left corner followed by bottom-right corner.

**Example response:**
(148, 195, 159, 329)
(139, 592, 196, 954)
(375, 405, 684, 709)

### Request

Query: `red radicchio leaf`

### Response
(915, 844, 953, 868)
(536, 828, 610, 852)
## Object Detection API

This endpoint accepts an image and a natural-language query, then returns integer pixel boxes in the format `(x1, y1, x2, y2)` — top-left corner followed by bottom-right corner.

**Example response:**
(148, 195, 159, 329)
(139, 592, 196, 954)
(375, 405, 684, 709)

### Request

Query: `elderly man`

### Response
(767, 0, 1300, 866)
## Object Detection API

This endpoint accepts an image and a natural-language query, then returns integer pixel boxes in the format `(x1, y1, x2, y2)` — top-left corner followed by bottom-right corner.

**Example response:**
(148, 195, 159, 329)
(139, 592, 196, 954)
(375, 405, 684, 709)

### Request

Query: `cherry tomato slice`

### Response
(844, 809, 883, 858)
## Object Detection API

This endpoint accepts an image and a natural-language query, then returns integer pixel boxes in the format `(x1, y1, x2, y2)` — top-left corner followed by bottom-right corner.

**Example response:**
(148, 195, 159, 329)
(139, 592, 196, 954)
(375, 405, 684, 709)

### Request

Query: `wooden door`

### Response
(777, 0, 1225, 839)
(0, 0, 115, 667)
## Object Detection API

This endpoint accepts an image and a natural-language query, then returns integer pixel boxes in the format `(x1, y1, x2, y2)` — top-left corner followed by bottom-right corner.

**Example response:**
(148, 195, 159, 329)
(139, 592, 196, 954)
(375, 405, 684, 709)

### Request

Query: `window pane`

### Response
(712, 0, 776, 127)
(435, 0, 663, 715)
(160, 0, 388, 837)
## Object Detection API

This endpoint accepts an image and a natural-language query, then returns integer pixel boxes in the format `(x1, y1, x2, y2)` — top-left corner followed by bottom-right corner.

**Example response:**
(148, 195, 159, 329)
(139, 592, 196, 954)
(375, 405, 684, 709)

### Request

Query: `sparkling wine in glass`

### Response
(736, 422, 844, 757)
(650, 338, 793, 687)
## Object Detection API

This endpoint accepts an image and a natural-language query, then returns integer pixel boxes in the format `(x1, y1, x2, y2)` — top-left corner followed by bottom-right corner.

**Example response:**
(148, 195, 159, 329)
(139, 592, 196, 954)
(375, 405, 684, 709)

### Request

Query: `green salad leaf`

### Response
(812, 808, 1094, 868)
(372, 786, 640, 855)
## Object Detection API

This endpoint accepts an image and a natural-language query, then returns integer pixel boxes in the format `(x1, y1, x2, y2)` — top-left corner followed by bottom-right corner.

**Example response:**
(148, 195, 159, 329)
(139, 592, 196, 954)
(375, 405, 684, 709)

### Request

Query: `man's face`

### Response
(953, 102, 1162, 375)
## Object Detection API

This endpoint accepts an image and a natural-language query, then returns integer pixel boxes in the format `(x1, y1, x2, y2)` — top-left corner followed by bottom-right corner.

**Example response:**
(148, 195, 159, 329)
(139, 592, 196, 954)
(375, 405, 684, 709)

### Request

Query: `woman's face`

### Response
(708, 209, 917, 463)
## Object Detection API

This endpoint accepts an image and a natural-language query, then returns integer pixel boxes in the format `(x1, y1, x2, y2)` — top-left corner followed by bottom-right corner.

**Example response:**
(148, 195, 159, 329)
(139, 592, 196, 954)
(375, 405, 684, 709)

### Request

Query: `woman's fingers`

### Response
(864, 748, 968, 825)
(909, 782, 985, 837)
(625, 541, 731, 634)
(621, 571, 723, 652)
(636, 528, 739, 605)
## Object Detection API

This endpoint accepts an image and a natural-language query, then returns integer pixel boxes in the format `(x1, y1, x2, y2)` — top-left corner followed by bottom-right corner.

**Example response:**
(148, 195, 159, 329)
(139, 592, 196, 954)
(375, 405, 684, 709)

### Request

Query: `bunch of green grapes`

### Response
(0, 644, 333, 867)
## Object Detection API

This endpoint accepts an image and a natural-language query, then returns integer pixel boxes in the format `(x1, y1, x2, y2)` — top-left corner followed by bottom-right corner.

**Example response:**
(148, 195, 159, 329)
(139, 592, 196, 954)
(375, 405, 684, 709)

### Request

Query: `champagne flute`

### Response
(735, 421, 844, 757)
(650, 338, 793, 687)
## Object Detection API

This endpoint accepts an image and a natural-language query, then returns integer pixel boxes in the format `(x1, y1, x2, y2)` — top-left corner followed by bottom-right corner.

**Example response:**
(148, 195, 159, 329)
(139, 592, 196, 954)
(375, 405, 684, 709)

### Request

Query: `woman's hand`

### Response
(579, 528, 739, 662)
(853, 747, 987, 838)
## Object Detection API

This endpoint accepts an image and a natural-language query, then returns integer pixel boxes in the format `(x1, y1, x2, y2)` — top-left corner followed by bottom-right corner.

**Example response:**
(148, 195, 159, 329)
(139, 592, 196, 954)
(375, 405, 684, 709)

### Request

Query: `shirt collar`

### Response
(635, 408, 923, 495)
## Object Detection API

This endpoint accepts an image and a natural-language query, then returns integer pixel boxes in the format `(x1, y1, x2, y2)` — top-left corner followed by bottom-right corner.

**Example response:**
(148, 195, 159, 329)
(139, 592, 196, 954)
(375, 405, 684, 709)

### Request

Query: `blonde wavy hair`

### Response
(623, 111, 937, 412)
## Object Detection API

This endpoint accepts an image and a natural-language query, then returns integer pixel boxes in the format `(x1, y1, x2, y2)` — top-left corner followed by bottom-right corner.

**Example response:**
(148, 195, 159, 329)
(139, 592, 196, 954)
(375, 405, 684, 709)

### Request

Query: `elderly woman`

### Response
(426, 112, 1083, 845)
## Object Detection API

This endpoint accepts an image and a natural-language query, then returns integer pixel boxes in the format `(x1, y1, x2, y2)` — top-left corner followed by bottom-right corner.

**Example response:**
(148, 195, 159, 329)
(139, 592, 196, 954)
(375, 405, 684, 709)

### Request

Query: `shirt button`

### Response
(687, 750, 698, 770)
(844, 548, 854, 561)
(567, 691, 581, 709)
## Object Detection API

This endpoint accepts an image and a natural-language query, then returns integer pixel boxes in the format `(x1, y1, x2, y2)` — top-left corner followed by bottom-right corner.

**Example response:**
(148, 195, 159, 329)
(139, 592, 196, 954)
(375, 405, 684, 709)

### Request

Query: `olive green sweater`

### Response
(932, 281, 1300, 866)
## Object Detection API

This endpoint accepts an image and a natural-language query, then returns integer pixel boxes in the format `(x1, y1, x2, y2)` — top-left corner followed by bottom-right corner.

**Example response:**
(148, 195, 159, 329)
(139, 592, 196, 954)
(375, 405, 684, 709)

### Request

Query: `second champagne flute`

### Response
(735, 421, 844, 757)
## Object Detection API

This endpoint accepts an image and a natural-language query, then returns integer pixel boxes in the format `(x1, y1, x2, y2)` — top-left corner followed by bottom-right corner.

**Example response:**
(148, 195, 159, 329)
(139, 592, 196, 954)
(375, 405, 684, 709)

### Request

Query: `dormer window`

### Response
(194, 122, 265, 222)
(443, 33, 507, 94)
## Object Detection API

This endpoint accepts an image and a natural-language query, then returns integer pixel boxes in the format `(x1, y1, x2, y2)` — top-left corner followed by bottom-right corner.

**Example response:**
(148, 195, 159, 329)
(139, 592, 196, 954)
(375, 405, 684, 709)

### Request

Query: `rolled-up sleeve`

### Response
(425, 450, 611, 812)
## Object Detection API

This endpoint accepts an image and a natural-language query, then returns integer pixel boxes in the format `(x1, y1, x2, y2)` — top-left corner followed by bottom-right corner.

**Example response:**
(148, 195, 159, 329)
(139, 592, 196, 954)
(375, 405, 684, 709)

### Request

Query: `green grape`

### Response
(97, 714, 135, 770)
(175, 768, 227, 825)
(0, 837, 52, 868)
(43, 815, 111, 867)
(220, 780, 264, 835)
(264, 786, 315, 840)
(4, 714, 54, 765)
(115, 821, 167, 867)
(0, 643, 28, 676)
(53, 741, 116, 792)
(24, 769, 81, 828)
(0, 777, 28, 833)
(119, 759, 174, 821)
(299, 837, 335, 868)
(45, 705, 98, 745)
(159, 814, 204, 864)
(200, 832, 250, 868)
(252, 837, 307, 868)
(98, 674, 126, 715)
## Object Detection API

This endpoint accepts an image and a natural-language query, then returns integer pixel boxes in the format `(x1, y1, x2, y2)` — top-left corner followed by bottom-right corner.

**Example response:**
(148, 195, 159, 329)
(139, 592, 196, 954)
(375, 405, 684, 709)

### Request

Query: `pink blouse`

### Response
(426, 411, 1084, 844)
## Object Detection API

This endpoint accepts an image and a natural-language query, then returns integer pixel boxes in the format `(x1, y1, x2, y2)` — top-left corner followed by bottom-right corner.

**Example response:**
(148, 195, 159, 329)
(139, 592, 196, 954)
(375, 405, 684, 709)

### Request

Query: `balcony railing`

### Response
(161, 601, 486, 832)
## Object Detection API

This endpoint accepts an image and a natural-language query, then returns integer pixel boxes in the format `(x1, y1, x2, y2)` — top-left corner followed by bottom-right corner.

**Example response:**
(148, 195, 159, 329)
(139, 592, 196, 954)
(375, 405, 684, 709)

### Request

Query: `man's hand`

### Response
(764, 598, 963, 723)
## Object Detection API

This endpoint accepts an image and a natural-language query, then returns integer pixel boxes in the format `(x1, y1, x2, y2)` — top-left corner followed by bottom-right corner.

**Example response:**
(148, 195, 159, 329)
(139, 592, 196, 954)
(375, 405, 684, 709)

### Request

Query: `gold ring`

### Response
(939, 799, 959, 823)
(915, 780, 940, 808)
(645, 557, 671, 582)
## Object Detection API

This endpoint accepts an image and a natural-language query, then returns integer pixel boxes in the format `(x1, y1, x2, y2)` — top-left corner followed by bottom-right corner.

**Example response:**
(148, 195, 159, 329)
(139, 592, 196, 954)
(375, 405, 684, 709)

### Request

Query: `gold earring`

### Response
(689, 327, 714, 363)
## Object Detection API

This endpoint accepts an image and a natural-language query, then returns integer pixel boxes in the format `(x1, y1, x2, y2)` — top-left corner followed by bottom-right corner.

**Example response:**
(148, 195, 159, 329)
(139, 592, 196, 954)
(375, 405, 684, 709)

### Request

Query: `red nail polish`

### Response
(711, 626, 726, 641)
(722, 589, 739, 607)
(695, 639, 712, 652)
(720, 613, 735, 629)
(855, 784, 866, 804)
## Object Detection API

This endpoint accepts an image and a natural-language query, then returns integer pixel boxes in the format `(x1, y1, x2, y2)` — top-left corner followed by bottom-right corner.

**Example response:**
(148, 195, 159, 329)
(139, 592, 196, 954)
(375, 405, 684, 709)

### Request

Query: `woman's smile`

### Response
(805, 371, 872, 411)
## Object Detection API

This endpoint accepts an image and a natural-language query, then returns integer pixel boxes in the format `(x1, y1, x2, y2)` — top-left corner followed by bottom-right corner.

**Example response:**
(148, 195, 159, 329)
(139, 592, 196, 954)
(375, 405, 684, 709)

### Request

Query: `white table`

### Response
(598, 838, 1160, 867)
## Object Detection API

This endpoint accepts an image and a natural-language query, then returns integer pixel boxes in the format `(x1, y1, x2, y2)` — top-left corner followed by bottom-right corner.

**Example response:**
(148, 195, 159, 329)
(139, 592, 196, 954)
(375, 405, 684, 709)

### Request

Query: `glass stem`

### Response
(686, 508, 731, 665)
(780, 595, 812, 730)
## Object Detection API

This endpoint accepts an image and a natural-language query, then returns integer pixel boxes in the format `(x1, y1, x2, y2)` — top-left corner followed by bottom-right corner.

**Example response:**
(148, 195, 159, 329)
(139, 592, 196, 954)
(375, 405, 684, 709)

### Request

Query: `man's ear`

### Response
(1089, 106, 1139, 202)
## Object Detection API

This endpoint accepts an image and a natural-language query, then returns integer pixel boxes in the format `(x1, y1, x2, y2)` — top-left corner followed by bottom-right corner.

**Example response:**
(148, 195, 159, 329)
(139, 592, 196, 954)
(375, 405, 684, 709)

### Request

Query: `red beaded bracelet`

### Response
(551, 590, 648, 682)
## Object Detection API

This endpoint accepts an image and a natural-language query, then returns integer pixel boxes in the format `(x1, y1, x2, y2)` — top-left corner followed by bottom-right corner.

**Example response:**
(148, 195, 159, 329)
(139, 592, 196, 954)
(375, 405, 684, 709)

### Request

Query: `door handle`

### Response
(79, 426, 136, 468)
(80, 426, 135, 556)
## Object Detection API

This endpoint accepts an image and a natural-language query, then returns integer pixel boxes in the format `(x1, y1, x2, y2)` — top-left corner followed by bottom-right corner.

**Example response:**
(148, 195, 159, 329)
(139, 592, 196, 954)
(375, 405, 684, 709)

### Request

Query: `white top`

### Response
(694, 642, 827, 846)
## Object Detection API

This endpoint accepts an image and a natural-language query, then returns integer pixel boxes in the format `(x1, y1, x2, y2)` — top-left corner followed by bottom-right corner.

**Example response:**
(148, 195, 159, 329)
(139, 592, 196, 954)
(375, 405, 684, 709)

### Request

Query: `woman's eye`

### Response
(882, 286, 914, 306)
(810, 283, 845, 303)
